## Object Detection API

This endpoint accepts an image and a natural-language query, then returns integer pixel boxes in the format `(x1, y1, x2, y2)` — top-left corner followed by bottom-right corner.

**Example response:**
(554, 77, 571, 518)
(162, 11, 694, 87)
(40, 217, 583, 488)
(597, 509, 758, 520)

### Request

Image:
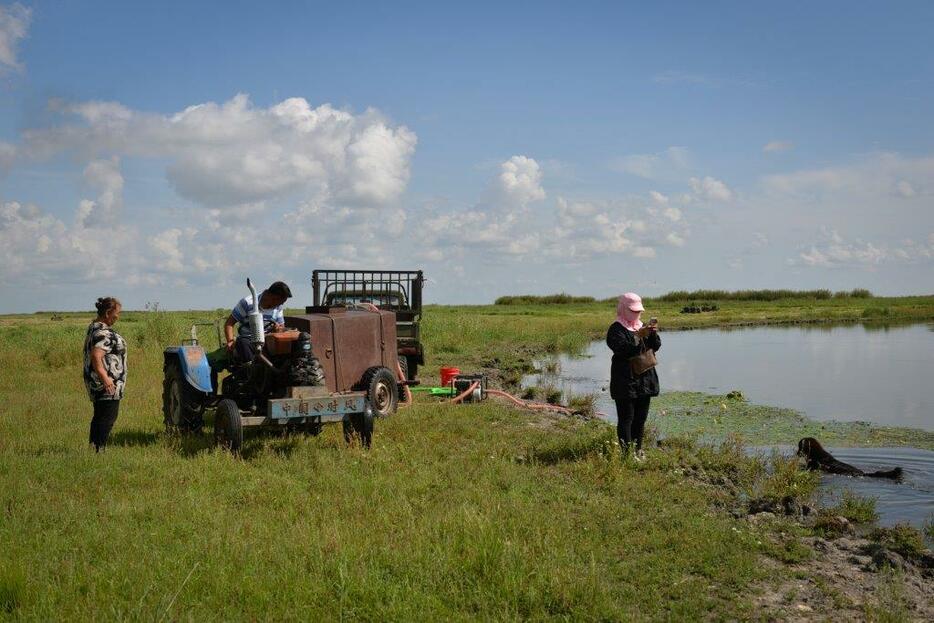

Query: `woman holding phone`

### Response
(606, 292, 661, 461)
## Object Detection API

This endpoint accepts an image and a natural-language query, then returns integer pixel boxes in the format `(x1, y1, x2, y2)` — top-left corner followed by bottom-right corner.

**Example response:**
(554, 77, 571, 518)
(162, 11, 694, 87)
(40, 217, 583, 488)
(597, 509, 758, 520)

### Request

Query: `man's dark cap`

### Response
(268, 281, 292, 299)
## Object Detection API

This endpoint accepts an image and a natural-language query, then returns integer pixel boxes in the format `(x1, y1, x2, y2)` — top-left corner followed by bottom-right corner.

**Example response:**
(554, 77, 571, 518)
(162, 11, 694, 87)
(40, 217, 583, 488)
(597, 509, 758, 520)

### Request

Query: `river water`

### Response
(522, 323, 934, 530)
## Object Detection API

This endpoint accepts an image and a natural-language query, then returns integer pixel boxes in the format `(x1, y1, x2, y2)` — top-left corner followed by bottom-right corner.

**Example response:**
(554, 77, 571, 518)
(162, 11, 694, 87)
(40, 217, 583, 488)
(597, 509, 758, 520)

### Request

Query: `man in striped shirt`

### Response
(223, 281, 293, 361)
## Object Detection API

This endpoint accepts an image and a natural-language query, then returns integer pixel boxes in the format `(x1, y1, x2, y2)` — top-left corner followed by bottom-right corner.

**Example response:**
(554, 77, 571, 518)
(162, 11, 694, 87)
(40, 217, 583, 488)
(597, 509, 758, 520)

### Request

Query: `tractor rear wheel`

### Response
(163, 361, 204, 433)
(214, 399, 243, 453)
(361, 366, 398, 418)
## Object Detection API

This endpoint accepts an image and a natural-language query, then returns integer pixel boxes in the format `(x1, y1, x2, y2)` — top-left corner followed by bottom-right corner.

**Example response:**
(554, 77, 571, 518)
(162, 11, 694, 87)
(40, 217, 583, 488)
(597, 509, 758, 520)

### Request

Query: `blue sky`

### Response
(0, 1, 932, 312)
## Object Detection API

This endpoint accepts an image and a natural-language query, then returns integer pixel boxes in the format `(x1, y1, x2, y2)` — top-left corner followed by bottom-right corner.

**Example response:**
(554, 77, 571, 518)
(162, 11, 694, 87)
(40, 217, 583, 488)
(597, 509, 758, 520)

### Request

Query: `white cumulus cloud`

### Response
(0, 200, 143, 286)
(496, 155, 545, 207)
(21, 94, 417, 209)
(792, 228, 934, 268)
(689, 176, 733, 202)
(0, 2, 30, 72)
(76, 157, 124, 227)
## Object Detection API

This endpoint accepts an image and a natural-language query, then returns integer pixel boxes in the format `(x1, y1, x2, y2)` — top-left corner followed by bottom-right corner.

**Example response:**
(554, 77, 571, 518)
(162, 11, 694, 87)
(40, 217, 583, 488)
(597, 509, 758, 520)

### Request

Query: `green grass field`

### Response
(1, 296, 932, 619)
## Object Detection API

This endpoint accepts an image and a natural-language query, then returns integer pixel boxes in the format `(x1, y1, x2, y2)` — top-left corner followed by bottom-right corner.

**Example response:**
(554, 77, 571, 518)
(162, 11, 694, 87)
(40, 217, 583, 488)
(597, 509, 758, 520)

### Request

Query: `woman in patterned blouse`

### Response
(83, 297, 127, 451)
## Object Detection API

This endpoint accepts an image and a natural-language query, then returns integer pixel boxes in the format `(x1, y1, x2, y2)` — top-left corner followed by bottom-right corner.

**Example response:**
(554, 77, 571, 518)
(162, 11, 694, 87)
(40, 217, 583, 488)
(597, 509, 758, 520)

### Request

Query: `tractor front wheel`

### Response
(163, 361, 204, 433)
(214, 399, 243, 453)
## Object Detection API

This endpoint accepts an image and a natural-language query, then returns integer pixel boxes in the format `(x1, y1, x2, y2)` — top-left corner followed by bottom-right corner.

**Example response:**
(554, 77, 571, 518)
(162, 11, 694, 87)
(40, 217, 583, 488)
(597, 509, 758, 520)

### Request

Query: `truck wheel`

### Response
(163, 362, 204, 433)
(361, 366, 398, 417)
(214, 398, 243, 453)
(404, 355, 418, 381)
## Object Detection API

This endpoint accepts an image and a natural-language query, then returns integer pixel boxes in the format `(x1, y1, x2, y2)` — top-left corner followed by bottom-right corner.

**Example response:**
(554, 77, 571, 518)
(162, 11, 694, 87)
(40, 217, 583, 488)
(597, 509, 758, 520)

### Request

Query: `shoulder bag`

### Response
(629, 336, 657, 376)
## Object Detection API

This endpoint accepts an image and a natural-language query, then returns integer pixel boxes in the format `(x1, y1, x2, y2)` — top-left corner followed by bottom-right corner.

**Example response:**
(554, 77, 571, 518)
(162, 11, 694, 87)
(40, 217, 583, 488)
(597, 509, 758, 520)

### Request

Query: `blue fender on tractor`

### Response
(163, 345, 214, 394)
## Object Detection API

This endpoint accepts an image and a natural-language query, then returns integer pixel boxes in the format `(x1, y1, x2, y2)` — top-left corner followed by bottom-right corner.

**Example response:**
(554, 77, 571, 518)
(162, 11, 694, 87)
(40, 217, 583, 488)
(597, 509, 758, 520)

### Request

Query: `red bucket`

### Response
(440, 366, 461, 387)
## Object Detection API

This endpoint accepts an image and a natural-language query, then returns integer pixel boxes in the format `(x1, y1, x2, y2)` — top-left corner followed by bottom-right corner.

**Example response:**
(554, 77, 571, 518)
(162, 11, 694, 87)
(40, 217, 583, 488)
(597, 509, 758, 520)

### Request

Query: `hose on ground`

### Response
(395, 359, 413, 408)
(485, 388, 576, 415)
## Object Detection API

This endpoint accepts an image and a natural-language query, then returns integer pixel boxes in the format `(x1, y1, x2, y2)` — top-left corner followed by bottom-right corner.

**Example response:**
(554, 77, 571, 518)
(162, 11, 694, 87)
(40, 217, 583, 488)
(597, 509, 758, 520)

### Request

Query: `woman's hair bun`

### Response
(95, 297, 120, 315)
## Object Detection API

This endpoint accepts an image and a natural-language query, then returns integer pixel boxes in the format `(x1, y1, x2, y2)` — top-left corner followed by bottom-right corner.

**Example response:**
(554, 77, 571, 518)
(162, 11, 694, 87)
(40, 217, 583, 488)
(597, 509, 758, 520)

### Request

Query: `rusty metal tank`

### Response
(285, 307, 399, 393)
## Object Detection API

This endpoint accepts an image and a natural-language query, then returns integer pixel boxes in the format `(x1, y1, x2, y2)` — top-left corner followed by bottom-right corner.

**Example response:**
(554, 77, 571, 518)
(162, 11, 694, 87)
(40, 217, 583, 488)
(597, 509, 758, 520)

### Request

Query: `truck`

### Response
(311, 269, 424, 381)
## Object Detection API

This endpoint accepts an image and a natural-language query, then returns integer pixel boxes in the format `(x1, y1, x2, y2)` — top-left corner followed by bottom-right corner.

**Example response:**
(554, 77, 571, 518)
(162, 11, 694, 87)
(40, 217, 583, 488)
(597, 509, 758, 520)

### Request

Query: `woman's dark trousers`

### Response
(90, 400, 120, 451)
(615, 396, 651, 452)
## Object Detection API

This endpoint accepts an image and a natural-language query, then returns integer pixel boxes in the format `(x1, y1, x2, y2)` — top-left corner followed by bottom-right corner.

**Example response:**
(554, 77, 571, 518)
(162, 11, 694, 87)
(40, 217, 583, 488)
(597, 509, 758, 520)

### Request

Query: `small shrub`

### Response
(136, 302, 184, 348)
(543, 386, 562, 405)
(833, 490, 878, 524)
(566, 393, 596, 418)
(868, 524, 928, 564)
(500, 370, 522, 388)
(812, 511, 853, 538)
(757, 452, 819, 504)
(924, 515, 934, 541)
(520, 386, 538, 400)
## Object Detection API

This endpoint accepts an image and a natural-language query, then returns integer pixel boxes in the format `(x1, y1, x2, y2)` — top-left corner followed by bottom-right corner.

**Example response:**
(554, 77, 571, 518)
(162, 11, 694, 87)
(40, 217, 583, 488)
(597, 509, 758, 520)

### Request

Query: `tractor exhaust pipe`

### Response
(246, 278, 265, 346)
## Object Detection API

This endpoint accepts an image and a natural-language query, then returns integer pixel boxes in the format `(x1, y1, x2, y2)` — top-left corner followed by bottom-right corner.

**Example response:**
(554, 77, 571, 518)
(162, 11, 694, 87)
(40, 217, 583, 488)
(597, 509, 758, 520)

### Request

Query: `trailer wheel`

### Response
(343, 411, 374, 448)
(361, 366, 398, 417)
(214, 398, 243, 453)
(162, 361, 204, 433)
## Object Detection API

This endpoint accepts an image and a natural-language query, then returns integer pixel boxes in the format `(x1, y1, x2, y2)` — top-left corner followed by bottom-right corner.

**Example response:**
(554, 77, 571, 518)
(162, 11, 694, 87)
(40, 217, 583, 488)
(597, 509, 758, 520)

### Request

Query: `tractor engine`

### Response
(221, 330, 325, 410)
(264, 331, 326, 394)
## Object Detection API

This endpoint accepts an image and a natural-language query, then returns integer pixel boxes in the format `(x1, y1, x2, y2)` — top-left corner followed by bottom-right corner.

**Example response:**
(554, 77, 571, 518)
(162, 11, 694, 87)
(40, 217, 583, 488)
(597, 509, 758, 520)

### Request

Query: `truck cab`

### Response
(311, 269, 425, 380)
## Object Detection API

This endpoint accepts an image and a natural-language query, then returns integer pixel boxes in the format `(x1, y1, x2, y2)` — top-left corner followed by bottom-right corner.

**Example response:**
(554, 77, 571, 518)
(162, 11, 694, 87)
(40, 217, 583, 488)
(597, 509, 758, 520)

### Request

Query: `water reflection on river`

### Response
(524, 322, 933, 431)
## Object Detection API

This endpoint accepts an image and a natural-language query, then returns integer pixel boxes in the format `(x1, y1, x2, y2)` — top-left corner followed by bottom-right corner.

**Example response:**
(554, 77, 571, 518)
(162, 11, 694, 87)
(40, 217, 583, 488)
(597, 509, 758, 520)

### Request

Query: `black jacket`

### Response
(607, 322, 661, 400)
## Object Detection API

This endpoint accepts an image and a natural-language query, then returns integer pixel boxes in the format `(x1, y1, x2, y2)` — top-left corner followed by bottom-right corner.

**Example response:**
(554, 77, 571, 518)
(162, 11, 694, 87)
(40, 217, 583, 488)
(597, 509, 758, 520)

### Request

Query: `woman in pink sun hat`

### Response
(606, 292, 661, 461)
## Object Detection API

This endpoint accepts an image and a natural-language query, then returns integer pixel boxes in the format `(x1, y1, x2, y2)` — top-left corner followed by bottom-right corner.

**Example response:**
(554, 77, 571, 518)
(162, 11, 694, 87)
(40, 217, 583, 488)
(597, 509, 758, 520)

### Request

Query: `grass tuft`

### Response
(867, 524, 929, 565)
(566, 393, 597, 418)
(833, 490, 879, 524)
(0, 564, 26, 614)
(527, 423, 616, 464)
